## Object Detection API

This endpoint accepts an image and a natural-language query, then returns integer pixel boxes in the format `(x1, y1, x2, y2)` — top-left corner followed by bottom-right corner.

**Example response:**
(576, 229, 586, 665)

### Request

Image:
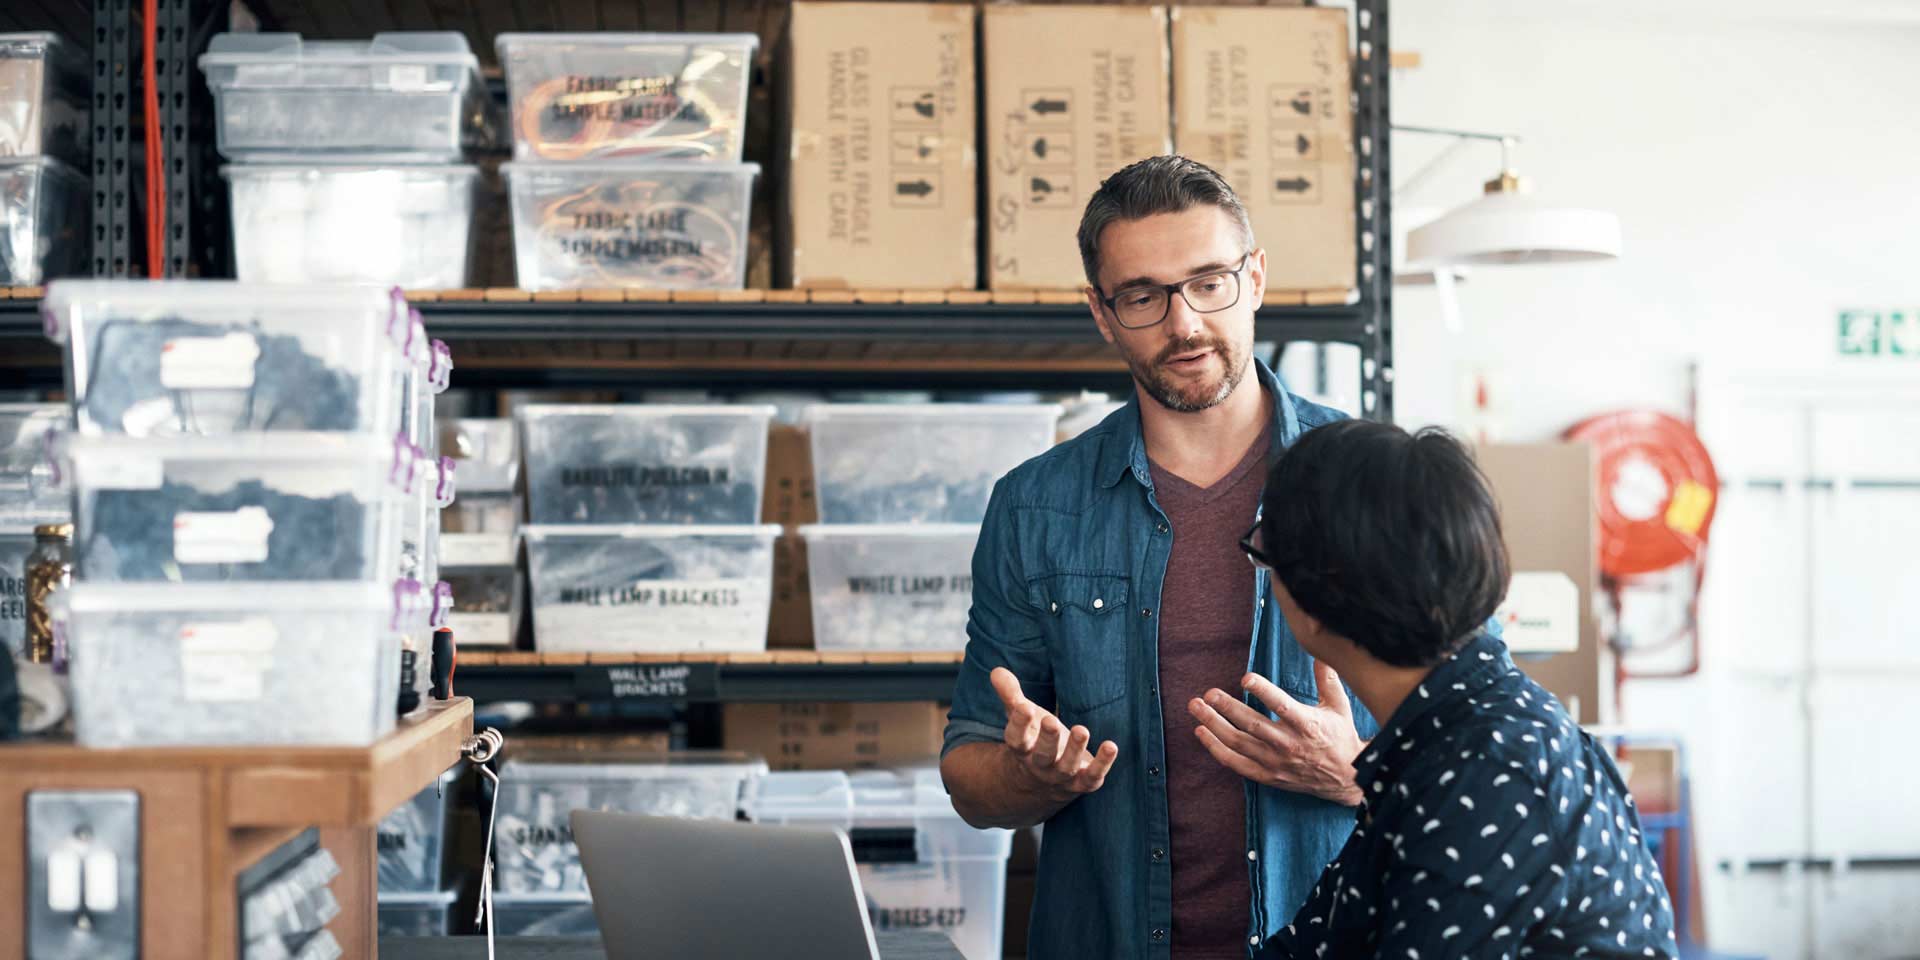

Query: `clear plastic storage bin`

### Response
(491, 895, 598, 936)
(0, 403, 68, 526)
(64, 582, 401, 747)
(800, 525, 980, 652)
(0, 157, 86, 285)
(495, 33, 757, 163)
(805, 405, 1062, 524)
(494, 751, 767, 894)
(440, 532, 519, 648)
(43, 281, 412, 438)
(225, 164, 477, 289)
(523, 524, 775, 653)
(377, 773, 451, 894)
(200, 32, 487, 161)
(518, 405, 771, 525)
(746, 768, 1014, 960)
(376, 891, 456, 937)
(503, 162, 759, 291)
(65, 433, 409, 584)
(0, 529, 35, 659)
(0, 33, 88, 165)
(440, 418, 517, 494)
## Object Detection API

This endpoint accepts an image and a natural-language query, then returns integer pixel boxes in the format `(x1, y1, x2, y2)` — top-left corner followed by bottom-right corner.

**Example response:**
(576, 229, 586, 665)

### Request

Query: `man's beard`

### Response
(1123, 333, 1249, 413)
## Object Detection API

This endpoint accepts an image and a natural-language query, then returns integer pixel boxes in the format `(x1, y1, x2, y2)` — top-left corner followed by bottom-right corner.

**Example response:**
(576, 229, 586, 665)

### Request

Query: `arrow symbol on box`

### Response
(1274, 177, 1313, 193)
(896, 180, 935, 197)
(1031, 98, 1069, 116)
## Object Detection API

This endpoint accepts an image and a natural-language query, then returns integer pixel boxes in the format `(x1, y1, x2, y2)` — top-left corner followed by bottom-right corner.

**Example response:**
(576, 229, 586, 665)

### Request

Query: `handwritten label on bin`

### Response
(581, 661, 719, 702)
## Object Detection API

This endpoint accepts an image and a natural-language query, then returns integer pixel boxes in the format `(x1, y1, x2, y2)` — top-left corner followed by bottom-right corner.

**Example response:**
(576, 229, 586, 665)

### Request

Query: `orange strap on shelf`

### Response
(142, 0, 164, 277)
(1565, 410, 1719, 578)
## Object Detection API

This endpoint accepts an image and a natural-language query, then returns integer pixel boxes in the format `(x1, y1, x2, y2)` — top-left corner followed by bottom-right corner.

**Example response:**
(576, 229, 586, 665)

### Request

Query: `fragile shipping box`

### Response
(1171, 6, 1355, 294)
(782, 2, 977, 289)
(724, 702, 946, 770)
(983, 4, 1173, 290)
(1477, 443, 1610, 725)
(761, 423, 818, 649)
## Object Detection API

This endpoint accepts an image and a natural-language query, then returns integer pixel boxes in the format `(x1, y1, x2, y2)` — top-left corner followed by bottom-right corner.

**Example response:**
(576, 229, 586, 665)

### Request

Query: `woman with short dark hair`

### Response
(1245, 420, 1678, 960)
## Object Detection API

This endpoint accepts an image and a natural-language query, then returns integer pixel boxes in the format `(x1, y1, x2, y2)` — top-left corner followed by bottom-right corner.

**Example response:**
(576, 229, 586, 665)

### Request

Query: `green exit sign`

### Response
(1838, 309, 1919, 358)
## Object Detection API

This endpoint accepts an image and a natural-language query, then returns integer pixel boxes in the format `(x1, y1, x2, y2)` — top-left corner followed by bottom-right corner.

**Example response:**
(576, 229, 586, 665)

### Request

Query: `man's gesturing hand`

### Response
(1188, 660, 1366, 807)
(992, 667, 1119, 799)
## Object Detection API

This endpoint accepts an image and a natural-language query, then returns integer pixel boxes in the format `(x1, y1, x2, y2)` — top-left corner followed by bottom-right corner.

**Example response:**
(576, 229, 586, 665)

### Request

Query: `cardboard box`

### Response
(781, 2, 976, 289)
(983, 5, 1173, 290)
(1171, 7, 1355, 293)
(723, 702, 946, 770)
(762, 424, 819, 649)
(1477, 443, 1609, 724)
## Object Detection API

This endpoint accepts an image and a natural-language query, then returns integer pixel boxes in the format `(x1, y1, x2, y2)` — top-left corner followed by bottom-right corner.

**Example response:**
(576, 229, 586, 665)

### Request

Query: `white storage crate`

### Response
(65, 433, 410, 584)
(0, 157, 86, 285)
(439, 417, 517, 495)
(503, 162, 759, 290)
(523, 524, 775, 653)
(378, 772, 452, 894)
(440, 532, 519, 648)
(43, 281, 412, 438)
(490, 895, 597, 936)
(0, 403, 68, 527)
(805, 405, 1062, 524)
(494, 751, 767, 894)
(200, 32, 487, 161)
(376, 890, 456, 937)
(518, 405, 771, 525)
(64, 582, 400, 747)
(746, 768, 1014, 960)
(495, 33, 757, 163)
(800, 525, 980, 652)
(225, 164, 477, 289)
(0, 32, 88, 165)
(0, 528, 35, 660)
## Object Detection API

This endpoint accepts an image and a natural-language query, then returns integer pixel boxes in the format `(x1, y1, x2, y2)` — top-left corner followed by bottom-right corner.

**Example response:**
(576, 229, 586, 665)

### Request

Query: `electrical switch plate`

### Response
(26, 790, 139, 960)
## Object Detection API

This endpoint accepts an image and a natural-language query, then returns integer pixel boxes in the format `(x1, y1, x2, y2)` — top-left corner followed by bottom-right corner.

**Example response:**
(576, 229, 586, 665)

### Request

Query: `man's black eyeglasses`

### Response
(1240, 518, 1277, 571)
(1097, 254, 1251, 330)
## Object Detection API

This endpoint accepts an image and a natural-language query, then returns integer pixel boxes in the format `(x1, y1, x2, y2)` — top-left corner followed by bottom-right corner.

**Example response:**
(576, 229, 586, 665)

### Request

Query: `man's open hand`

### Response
(993, 667, 1119, 799)
(1188, 660, 1366, 806)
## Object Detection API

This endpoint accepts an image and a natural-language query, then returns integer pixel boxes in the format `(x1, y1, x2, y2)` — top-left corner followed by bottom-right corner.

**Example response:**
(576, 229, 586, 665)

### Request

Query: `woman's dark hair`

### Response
(1259, 420, 1511, 668)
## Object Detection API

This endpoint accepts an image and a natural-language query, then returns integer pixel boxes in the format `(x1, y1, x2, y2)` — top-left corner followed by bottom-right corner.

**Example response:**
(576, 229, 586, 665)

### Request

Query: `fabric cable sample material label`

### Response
(174, 506, 276, 564)
(179, 618, 278, 702)
(159, 333, 261, 390)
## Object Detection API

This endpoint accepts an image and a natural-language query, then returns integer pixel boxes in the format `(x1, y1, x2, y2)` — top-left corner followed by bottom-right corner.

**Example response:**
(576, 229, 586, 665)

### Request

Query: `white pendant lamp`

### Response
(1396, 125, 1622, 269)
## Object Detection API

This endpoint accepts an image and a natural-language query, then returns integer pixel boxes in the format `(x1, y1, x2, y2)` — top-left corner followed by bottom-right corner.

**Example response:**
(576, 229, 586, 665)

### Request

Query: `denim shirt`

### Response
(943, 359, 1382, 960)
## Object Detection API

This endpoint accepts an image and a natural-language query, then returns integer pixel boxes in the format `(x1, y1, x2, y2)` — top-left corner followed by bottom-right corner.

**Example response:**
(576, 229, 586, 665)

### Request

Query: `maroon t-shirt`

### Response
(1148, 418, 1271, 959)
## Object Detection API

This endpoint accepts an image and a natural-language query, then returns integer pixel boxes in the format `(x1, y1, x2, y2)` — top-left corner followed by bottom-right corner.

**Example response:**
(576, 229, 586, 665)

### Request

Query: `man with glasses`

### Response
(942, 156, 1379, 959)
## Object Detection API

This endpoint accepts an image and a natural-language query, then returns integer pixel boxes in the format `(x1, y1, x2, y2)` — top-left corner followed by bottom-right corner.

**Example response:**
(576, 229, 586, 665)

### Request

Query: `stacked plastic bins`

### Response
(41, 281, 440, 747)
(746, 768, 1014, 960)
(491, 749, 768, 935)
(496, 33, 761, 290)
(516, 405, 777, 654)
(799, 405, 1061, 651)
(0, 33, 88, 285)
(0, 404, 69, 659)
(375, 772, 456, 936)
(393, 303, 456, 715)
(435, 418, 521, 648)
(201, 32, 490, 288)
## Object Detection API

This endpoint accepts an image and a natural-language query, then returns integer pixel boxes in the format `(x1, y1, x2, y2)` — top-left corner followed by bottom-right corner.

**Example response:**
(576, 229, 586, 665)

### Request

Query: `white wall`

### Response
(1388, 1, 1920, 440)
(1384, 5, 1920, 958)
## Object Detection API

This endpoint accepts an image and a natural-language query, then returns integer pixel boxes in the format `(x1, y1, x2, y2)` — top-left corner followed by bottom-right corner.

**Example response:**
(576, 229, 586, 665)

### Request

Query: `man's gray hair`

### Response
(1076, 155, 1256, 290)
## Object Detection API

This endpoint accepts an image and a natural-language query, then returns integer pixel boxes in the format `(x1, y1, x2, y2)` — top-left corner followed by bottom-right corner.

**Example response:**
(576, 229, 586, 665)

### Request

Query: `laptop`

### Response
(571, 809, 882, 960)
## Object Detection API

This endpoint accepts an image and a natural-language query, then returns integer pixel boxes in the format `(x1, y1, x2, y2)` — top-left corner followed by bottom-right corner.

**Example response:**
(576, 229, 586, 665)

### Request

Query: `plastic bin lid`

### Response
(495, 31, 760, 52)
(42, 280, 398, 343)
(63, 430, 399, 466)
(515, 403, 776, 420)
(202, 31, 480, 67)
(502, 749, 769, 778)
(520, 524, 780, 541)
(377, 889, 458, 907)
(802, 403, 1065, 423)
(501, 161, 762, 179)
(797, 523, 981, 541)
(0, 32, 84, 69)
(747, 768, 965, 824)
(62, 581, 390, 614)
(221, 163, 480, 179)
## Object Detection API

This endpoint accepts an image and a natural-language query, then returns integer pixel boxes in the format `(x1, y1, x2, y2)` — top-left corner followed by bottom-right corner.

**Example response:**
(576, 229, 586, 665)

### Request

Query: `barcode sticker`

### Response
(179, 618, 278, 702)
(160, 333, 260, 390)
(174, 507, 275, 564)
